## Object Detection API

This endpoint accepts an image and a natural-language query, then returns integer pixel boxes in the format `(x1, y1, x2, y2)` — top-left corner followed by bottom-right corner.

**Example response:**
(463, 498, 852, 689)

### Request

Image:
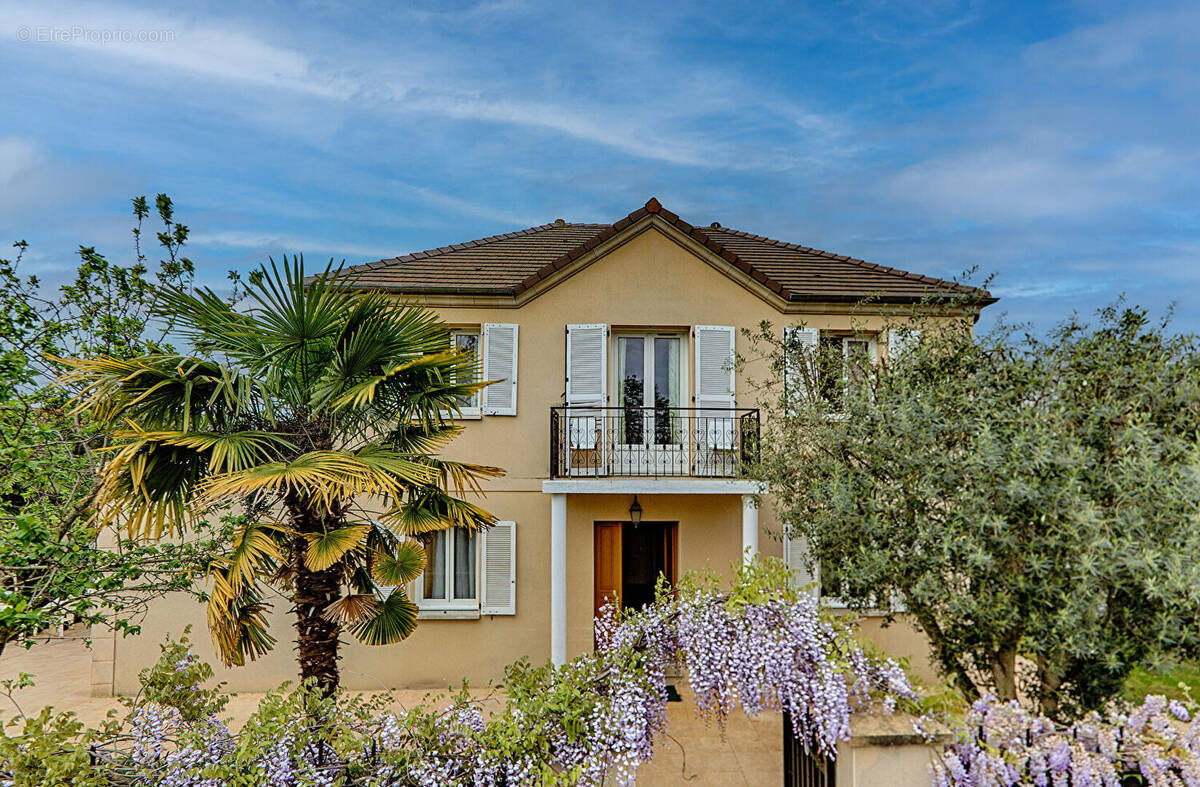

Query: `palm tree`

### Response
(62, 257, 500, 694)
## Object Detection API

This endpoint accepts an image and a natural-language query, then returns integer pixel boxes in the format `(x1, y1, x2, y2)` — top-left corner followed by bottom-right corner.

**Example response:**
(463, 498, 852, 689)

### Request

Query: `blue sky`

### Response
(1, 0, 1197, 333)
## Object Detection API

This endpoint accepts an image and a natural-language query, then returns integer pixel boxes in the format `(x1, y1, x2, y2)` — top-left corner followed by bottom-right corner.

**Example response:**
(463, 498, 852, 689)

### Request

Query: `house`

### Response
(92, 198, 992, 694)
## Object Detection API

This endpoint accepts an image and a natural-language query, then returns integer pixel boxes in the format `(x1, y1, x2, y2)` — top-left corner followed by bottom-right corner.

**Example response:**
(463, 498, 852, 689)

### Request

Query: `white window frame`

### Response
(415, 527, 481, 618)
(608, 330, 689, 414)
(818, 333, 878, 410)
(446, 328, 482, 420)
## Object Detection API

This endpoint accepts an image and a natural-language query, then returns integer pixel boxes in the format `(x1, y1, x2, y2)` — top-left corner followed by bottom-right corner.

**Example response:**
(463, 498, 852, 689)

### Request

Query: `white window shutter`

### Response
(784, 530, 819, 600)
(566, 324, 608, 406)
(482, 324, 518, 415)
(694, 325, 736, 408)
(695, 325, 736, 450)
(480, 521, 516, 615)
(783, 327, 819, 408)
(887, 327, 921, 360)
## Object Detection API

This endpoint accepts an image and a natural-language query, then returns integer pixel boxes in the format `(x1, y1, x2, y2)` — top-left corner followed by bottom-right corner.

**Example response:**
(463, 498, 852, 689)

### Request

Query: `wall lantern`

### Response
(629, 495, 643, 525)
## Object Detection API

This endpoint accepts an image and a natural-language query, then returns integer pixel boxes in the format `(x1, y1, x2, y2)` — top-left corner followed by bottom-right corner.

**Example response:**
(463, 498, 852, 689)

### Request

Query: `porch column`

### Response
(550, 493, 567, 666)
(741, 494, 759, 561)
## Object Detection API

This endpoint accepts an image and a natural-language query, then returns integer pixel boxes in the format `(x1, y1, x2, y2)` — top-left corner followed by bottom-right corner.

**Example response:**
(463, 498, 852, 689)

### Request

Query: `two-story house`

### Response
(94, 198, 992, 695)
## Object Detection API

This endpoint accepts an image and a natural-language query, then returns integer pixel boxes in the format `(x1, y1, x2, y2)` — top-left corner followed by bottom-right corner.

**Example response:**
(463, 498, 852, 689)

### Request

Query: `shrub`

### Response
(0, 558, 915, 786)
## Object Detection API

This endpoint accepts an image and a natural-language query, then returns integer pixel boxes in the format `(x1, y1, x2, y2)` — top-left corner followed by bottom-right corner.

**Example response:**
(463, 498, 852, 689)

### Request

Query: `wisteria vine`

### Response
(932, 694, 1200, 786)
(1, 560, 915, 786)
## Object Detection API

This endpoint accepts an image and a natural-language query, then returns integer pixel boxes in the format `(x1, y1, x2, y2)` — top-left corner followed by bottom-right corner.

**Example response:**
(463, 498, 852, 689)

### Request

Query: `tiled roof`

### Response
(342, 199, 994, 305)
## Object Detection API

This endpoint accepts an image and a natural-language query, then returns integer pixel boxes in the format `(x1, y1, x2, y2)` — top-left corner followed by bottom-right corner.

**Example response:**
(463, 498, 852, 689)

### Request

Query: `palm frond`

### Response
(416, 455, 505, 495)
(322, 593, 379, 625)
(383, 489, 497, 536)
(92, 432, 215, 537)
(206, 579, 276, 667)
(243, 256, 358, 379)
(384, 422, 463, 454)
(60, 355, 256, 431)
(347, 588, 419, 647)
(209, 520, 287, 599)
(113, 429, 293, 474)
(370, 540, 426, 586)
(353, 443, 447, 488)
(303, 524, 371, 571)
(329, 349, 468, 412)
(201, 449, 436, 509)
(151, 284, 266, 360)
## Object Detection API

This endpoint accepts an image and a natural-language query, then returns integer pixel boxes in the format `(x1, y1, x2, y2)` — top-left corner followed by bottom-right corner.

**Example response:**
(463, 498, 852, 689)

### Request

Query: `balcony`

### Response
(550, 406, 760, 479)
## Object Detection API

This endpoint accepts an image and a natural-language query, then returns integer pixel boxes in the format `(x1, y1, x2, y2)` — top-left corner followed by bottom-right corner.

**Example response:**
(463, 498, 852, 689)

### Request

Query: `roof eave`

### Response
(785, 291, 996, 306)
(349, 284, 518, 296)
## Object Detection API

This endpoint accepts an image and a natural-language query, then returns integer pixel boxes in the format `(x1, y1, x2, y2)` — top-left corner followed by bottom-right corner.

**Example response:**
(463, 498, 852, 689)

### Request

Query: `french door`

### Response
(613, 334, 685, 474)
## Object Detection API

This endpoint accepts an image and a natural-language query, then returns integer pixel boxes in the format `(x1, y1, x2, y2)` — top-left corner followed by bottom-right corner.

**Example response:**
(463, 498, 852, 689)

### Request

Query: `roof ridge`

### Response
(510, 198, 790, 297)
(343, 222, 610, 273)
(711, 225, 982, 295)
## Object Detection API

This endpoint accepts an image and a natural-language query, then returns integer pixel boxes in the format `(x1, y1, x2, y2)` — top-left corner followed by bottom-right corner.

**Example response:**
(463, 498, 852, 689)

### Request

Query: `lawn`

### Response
(1123, 662, 1200, 704)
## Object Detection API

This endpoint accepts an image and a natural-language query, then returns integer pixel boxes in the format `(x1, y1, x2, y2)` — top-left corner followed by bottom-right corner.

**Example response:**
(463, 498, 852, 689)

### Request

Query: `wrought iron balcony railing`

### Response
(550, 406, 760, 479)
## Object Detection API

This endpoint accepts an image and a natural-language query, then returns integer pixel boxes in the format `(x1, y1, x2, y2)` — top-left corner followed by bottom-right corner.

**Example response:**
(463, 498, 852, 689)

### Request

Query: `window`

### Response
(449, 329, 482, 418)
(417, 527, 478, 612)
(614, 333, 683, 445)
(817, 335, 876, 407)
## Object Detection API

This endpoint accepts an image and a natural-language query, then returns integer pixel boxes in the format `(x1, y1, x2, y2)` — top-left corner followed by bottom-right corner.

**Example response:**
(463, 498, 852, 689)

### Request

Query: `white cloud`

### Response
(885, 142, 1175, 221)
(0, 2, 348, 97)
(990, 279, 1108, 299)
(0, 137, 37, 184)
(0, 136, 117, 220)
(1, 1, 848, 171)
(388, 182, 543, 227)
(1023, 7, 1200, 75)
(189, 231, 394, 260)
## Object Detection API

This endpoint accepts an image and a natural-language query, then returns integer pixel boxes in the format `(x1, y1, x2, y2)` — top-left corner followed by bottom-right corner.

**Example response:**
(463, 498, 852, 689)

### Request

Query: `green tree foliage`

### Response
(62, 257, 502, 695)
(751, 303, 1200, 718)
(0, 196, 219, 657)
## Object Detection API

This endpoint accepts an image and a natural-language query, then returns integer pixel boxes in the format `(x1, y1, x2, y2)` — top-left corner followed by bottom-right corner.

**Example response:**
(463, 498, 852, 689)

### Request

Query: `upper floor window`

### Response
(449, 328, 482, 418)
(614, 332, 683, 445)
(817, 334, 876, 407)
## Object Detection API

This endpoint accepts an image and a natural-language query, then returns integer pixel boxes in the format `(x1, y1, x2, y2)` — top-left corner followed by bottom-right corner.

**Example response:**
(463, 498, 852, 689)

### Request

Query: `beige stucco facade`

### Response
(101, 217, 945, 695)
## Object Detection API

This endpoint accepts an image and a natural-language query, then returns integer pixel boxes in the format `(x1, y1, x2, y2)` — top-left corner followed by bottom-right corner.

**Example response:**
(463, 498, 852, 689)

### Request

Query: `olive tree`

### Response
(751, 303, 1200, 718)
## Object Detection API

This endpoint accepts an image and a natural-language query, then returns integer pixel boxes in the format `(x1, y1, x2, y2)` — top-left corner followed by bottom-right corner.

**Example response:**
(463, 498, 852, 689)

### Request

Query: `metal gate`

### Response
(783, 711, 835, 787)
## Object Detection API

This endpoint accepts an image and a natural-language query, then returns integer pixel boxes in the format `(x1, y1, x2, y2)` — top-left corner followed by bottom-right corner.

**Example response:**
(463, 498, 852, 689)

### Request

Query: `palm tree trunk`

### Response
(288, 498, 343, 696)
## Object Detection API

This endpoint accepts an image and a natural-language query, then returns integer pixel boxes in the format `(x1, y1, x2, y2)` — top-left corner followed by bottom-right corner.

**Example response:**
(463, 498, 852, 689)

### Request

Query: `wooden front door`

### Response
(594, 523, 623, 620)
(593, 522, 677, 623)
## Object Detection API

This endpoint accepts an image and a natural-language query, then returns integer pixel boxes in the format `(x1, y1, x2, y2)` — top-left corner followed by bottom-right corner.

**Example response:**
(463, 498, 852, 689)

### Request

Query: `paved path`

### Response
(0, 633, 782, 785)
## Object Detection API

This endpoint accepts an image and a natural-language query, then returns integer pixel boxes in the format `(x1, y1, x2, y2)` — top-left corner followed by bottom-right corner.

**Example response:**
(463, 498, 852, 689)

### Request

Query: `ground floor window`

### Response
(419, 527, 478, 609)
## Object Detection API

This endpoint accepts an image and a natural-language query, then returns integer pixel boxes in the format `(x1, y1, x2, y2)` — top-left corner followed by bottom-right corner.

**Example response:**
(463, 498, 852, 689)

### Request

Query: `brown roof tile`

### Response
(339, 199, 995, 305)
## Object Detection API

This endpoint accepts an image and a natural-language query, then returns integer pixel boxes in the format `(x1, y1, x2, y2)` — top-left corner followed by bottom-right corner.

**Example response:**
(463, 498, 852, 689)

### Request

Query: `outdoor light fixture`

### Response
(629, 495, 643, 525)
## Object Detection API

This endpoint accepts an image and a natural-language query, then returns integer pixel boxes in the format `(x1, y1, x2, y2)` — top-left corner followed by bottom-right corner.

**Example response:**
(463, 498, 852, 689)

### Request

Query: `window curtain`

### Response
(654, 337, 680, 444)
(423, 530, 447, 600)
(453, 528, 477, 600)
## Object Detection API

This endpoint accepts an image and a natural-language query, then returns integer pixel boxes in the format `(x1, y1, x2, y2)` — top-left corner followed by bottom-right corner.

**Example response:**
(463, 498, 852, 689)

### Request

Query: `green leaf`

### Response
(303, 524, 371, 571)
(370, 540, 426, 586)
(348, 588, 418, 646)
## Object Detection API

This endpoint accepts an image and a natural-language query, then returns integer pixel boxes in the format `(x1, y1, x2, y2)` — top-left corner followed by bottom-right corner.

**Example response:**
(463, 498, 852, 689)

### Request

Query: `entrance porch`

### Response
(541, 479, 765, 666)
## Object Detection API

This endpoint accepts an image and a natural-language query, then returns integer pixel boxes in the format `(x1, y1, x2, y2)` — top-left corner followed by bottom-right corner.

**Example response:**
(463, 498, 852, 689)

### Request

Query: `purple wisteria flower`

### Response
(934, 694, 1200, 787)
(87, 575, 919, 786)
